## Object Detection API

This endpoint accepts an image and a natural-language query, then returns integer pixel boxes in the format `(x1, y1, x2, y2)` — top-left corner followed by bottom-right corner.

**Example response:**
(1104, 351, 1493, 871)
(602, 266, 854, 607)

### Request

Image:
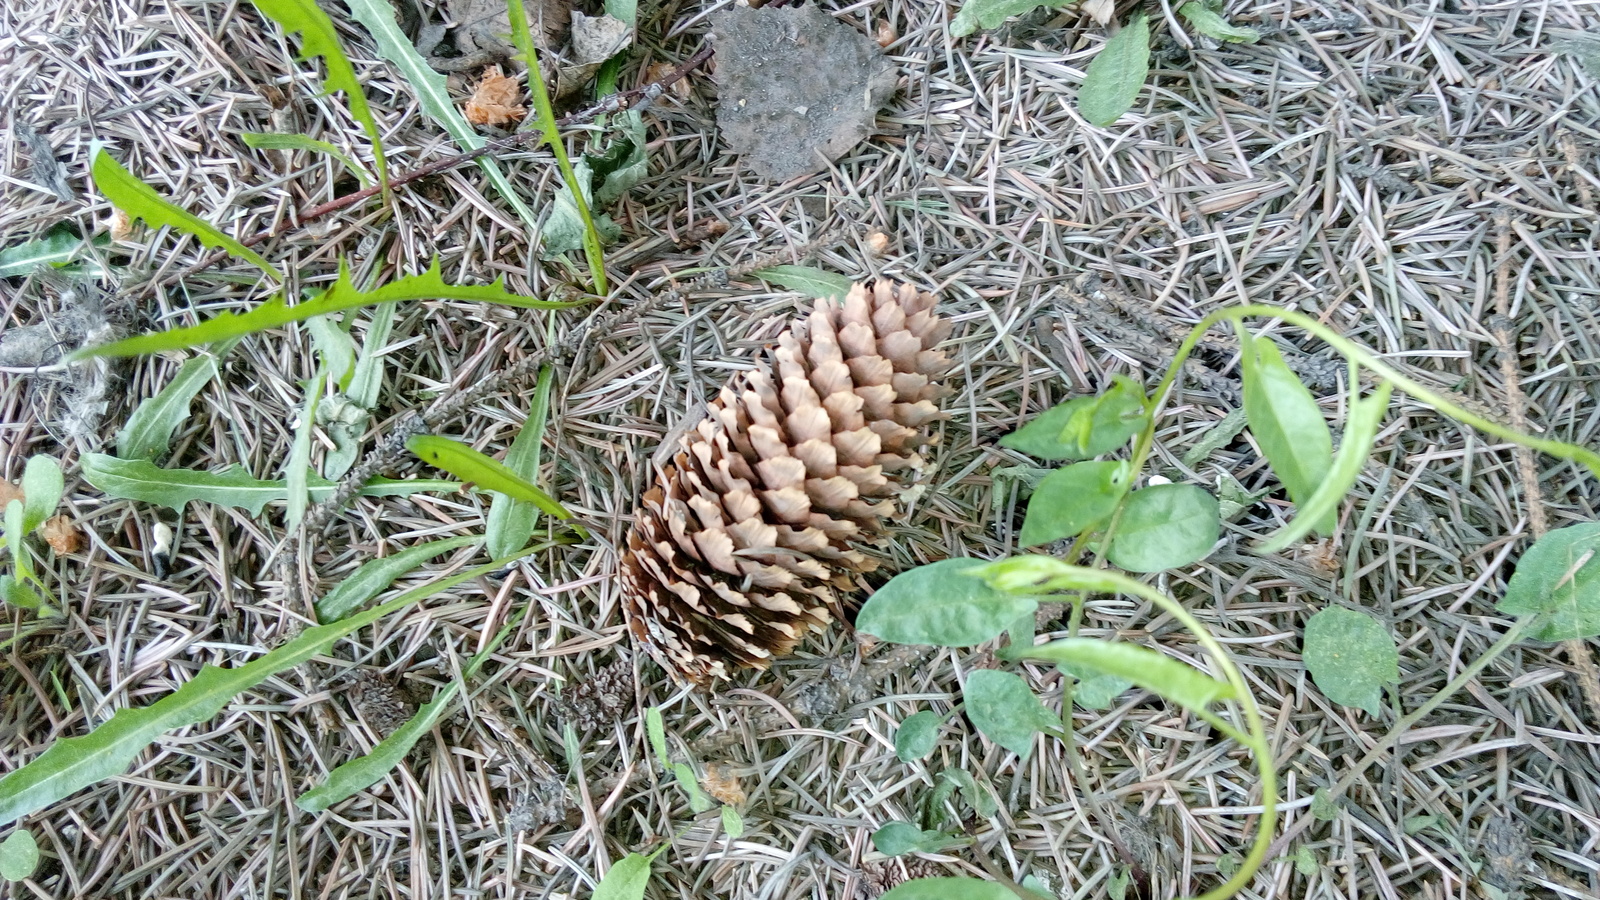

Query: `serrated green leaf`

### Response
(486, 366, 555, 558)
(1079, 14, 1151, 127)
(0, 226, 102, 277)
(91, 147, 281, 281)
(895, 710, 944, 761)
(1177, 2, 1259, 42)
(856, 558, 1037, 647)
(81, 454, 457, 515)
(19, 456, 63, 534)
(1256, 381, 1390, 554)
(951, 0, 1074, 37)
(241, 131, 370, 185)
(72, 259, 582, 360)
(343, 0, 539, 229)
(0, 553, 530, 827)
(0, 829, 38, 881)
(248, 0, 388, 186)
(296, 679, 459, 811)
(1497, 523, 1600, 641)
(1302, 606, 1397, 716)
(754, 266, 855, 302)
(406, 435, 571, 518)
(1241, 336, 1335, 535)
(593, 852, 654, 900)
(1107, 483, 1220, 572)
(964, 670, 1056, 758)
(316, 535, 480, 621)
(1019, 460, 1130, 545)
(117, 342, 238, 462)
(1020, 638, 1236, 711)
(880, 877, 1014, 900)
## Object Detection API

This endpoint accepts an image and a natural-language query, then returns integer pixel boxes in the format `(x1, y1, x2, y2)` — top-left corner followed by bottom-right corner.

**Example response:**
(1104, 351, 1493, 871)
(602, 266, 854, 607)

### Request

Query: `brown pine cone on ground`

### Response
(621, 281, 953, 683)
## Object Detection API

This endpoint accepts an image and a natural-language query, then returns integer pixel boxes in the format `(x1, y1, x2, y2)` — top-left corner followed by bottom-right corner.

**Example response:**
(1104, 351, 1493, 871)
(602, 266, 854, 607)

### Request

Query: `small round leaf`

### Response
(0, 829, 39, 882)
(963, 670, 1056, 758)
(895, 710, 944, 762)
(1302, 606, 1397, 716)
(1107, 483, 1220, 573)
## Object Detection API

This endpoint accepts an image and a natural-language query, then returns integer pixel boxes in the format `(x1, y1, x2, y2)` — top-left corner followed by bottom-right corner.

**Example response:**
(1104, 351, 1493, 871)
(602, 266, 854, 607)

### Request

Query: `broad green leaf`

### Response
(1000, 378, 1147, 461)
(487, 366, 555, 558)
(672, 762, 713, 812)
(0, 226, 103, 277)
(1107, 869, 1131, 900)
(1107, 483, 1220, 572)
(939, 768, 997, 818)
(1256, 381, 1391, 554)
(0, 575, 45, 612)
(754, 266, 855, 302)
(721, 806, 744, 838)
(296, 679, 460, 811)
(81, 454, 457, 515)
(964, 556, 1131, 596)
(952, 0, 1072, 37)
(0, 553, 530, 826)
(871, 822, 963, 857)
(1177, 2, 1259, 42)
(407, 435, 571, 518)
(73, 259, 582, 360)
(343, 0, 539, 229)
(1002, 398, 1093, 460)
(0, 829, 38, 881)
(117, 341, 238, 461)
(646, 706, 669, 768)
(1240, 336, 1335, 535)
(90, 147, 281, 281)
(1302, 606, 1397, 716)
(1062, 668, 1131, 710)
(1497, 523, 1600, 641)
(542, 157, 621, 255)
(895, 710, 944, 761)
(248, 0, 388, 186)
(593, 852, 654, 900)
(880, 877, 1014, 900)
(1021, 638, 1236, 711)
(20, 456, 64, 534)
(316, 535, 480, 621)
(307, 315, 357, 390)
(1019, 460, 1130, 546)
(589, 119, 649, 207)
(856, 558, 1037, 647)
(241, 131, 370, 185)
(964, 669, 1055, 757)
(1079, 14, 1151, 127)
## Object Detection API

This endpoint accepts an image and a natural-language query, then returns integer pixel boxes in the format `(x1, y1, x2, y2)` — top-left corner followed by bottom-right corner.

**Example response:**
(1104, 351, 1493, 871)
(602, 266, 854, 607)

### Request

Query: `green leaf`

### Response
(406, 435, 571, 518)
(672, 762, 713, 813)
(1180, 407, 1249, 468)
(0, 829, 39, 881)
(940, 768, 997, 818)
(1079, 14, 1151, 127)
(1256, 381, 1390, 554)
(964, 555, 1132, 596)
(1018, 460, 1130, 546)
(1107, 869, 1131, 900)
(879, 877, 1014, 900)
(589, 120, 649, 207)
(2, 503, 32, 584)
(593, 852, 654, 900)
(895, 710, 944, 762)
(90, 147, 282, 281)
(1497, 523, 1600, 641)
(646, 706, 669, 769)
(1216, 853, 1241, 879)
(721, 806, 745, 838)
(0, 575, 45, 612)
(307, 315, 357, 390)
(1310, 788, 1340, 821)
(542, 158, 621, 255)
(296, 679, 460, 811)
(754, 266, 855, 302)
(1107, 483, 1220, 572)
(117, 342, 237, 461)
(240, 131, 370, 185)
(1176, 2, 1259, 42)
(1293, 845, 1318, 877)
(1063, 669, 1131, 710)
(248, 0, 388, 186)
(81, 454, 457, 515)
(1302, 606, 1397, 716)
(1240, 336, 1335, 535)
(19, 456, 63, 534)
(871, 822, 964, 857)
(856, 559, 1037, 647)
(963, 670, 1055, 758)
(343, 0, 539, 230)
(1020, 638, 1236, 712)
(73, 259, 582, 360)
(951, 0, 1072, 37)
(487, 366, 555, 558)
(1000, 378, 1148, 461)
(0, 553, 529, 827)
(0, 225, 102, 277)
(316, 535, 480, 621)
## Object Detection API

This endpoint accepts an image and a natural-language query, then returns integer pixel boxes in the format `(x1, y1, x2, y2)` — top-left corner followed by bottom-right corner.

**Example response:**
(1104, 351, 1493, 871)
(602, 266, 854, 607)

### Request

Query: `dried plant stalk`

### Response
(621, 281, 952, 682)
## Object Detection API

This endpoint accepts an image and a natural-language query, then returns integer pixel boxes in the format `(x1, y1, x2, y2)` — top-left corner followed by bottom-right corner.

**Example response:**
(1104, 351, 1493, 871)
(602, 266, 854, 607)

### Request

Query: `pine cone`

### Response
(621, 281, 952, 683)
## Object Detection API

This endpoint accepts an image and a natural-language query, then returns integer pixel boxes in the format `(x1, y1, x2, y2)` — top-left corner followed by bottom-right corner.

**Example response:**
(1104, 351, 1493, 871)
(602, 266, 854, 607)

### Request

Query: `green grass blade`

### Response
(407, 435, 572, 519)
(343, 0, 539, 231)
(91, 147, 282, 281)
(241, 132, 370, 186)
(71, 260, 583, 360)
(486, 366, 555, 558)
(116, 339, 240, 462)
(1078, 13, 1151, 127)
(316, 535, 479, 622)
(82, 454, 458, 515)
(0, 552, 531, 827)
(248, 0, 389, 187)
